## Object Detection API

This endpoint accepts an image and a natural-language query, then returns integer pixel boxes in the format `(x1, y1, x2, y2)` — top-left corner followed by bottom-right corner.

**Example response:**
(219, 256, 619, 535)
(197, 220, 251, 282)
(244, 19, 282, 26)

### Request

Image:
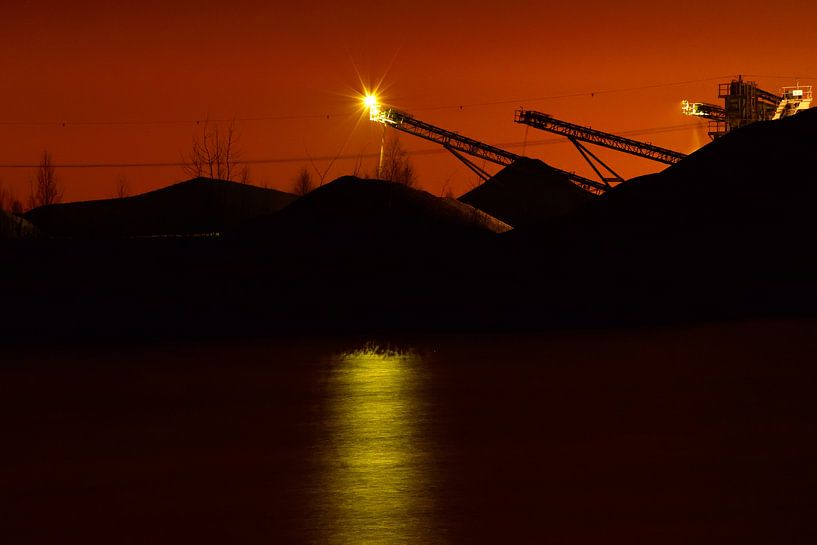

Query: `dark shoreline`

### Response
(3, 222, 817, 345)
(4, 110, 817, 344)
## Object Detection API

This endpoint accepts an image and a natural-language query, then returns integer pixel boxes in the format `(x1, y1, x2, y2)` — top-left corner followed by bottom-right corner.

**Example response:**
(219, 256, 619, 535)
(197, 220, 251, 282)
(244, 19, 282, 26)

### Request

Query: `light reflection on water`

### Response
(5, 324, 817, 543)
(315, 345, 438, 544)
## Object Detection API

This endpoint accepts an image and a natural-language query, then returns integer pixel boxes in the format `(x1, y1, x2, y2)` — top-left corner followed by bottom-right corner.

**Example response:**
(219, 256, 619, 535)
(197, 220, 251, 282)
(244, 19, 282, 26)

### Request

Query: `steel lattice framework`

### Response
(514, 109, 688, 165)
(372, 107, 607, 193)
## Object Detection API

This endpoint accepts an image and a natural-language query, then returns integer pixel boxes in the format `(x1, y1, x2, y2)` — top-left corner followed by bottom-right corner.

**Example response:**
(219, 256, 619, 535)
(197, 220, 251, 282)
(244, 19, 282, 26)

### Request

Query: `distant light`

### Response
(681, 99, 707, 117)
(363, 94, 381, 121)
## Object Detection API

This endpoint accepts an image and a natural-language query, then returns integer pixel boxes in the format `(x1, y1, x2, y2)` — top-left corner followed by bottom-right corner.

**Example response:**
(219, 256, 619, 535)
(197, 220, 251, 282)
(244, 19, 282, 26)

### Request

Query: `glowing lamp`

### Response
(364, 94, 381, 121)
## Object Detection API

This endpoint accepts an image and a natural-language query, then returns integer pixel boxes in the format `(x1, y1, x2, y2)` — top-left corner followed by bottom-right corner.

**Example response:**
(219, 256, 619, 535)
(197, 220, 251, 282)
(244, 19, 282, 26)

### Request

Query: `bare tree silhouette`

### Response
(292, 167, 314, 195)
(304, 148, 335, 187)
(380, 133, 417, 187)
(29, 151, 63, 209)
(0, 181, 9, 212)
(439, 176, 456, 198)
(183, 120, 250, 183)
(351, 148, 367, 178)
(115, 175, 130, 198)
(0, 182, 22, 215)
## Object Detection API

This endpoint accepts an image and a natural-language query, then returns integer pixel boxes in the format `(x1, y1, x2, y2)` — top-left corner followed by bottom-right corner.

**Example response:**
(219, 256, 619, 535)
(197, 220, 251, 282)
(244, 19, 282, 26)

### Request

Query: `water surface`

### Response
(3, 321, 817, 544)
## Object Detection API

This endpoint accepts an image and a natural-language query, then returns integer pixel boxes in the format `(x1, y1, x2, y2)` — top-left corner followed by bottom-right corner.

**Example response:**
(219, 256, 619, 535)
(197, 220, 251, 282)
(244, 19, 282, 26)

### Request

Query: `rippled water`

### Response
(3, 322, 817, 544)
(312, 347, 435, 543)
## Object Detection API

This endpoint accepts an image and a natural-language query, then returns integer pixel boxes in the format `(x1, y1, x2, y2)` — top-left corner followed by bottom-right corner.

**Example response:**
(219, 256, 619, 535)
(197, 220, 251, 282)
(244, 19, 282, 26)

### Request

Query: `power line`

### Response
(0, 112, 355, 128)
(0, 75, 742, 128)
(742, 74, 817, 80)
(410, 75, 735, 111)
(0, 155, 382, 169)
(0, 123, 701, 169)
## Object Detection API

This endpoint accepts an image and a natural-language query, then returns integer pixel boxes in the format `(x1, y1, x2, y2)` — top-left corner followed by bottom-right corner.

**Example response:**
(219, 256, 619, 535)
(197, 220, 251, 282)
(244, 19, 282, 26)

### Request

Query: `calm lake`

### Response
(3, 320, 817, 544)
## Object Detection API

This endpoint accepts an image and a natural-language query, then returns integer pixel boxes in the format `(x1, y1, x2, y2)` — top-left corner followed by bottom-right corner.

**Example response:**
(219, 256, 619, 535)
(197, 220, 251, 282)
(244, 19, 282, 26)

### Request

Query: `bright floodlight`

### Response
(364, 94, 381, 121)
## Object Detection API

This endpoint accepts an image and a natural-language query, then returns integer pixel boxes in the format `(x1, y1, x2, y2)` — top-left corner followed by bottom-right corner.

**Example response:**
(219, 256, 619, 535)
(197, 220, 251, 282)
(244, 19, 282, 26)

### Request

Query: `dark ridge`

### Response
(499, 108, 817, 330)
(575, 107, 817, 226)
(3, 112, 817, 342)
(24, 177, 297, 238)
(237, 176, 511, 250)
(458, 157, 594, 227)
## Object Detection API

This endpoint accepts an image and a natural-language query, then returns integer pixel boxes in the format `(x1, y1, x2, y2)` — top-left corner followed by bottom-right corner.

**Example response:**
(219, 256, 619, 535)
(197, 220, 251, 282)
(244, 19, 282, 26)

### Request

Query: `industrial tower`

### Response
(682, 76, 812, 139)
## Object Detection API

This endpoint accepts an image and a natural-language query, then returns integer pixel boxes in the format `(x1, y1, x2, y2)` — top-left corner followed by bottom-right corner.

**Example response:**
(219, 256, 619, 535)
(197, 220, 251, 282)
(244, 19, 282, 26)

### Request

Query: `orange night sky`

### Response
(1, 0, 815, 203)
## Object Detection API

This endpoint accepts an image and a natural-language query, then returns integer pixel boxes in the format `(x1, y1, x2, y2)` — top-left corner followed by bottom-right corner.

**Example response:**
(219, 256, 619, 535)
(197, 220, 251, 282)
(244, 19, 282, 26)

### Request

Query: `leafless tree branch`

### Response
(380, 132, 417, 188)
(292, 167, 314, 195)
(28, 150, 63, 209)
(183, 119, 249, 183)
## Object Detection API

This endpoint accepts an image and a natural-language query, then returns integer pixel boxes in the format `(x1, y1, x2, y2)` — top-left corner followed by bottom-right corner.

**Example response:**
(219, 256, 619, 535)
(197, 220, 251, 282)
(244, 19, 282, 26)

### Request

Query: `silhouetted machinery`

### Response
(682, 76, 813, 139)
(369, 105, 607, 193)
(513, 109, 687, 185)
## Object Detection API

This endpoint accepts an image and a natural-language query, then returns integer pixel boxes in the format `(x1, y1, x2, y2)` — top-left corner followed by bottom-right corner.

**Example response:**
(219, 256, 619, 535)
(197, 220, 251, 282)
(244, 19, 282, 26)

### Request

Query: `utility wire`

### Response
(410, 75, 736, 111)
(0, 112, 354, 128)
(742, 74, 817, 80)
(0, 123, 701, 169)
(0, 75, 746, 128)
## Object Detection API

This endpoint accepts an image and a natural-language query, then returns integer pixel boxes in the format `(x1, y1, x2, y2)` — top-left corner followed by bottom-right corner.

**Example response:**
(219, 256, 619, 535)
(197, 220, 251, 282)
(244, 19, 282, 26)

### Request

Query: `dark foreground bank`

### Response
(2, 110, 817, 342)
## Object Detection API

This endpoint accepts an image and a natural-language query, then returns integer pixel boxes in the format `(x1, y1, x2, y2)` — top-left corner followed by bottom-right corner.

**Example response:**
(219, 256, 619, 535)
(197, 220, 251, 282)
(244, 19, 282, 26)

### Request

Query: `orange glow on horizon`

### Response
(0, 1, 815, 203)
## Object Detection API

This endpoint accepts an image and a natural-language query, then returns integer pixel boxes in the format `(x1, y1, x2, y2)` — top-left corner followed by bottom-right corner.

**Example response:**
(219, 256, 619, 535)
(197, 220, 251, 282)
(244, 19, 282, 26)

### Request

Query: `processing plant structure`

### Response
(369, 104, 607, 193)
(366, 75, 812, 190)
(512, 110, 687, 186)
(682, 76, 812, 139)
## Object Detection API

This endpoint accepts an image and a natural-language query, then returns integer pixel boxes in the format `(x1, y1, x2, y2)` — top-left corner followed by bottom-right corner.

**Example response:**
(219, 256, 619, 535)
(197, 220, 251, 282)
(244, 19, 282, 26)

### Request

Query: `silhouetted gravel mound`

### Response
(500, 109, 817, 329)
(5, 113, 817, 342)
(241, 176, 511, 249)
(0, 210, 39, 239)
(459, 157, 594, 227)
(25, 177, 297, 238)
(579, 108, 817, 225)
